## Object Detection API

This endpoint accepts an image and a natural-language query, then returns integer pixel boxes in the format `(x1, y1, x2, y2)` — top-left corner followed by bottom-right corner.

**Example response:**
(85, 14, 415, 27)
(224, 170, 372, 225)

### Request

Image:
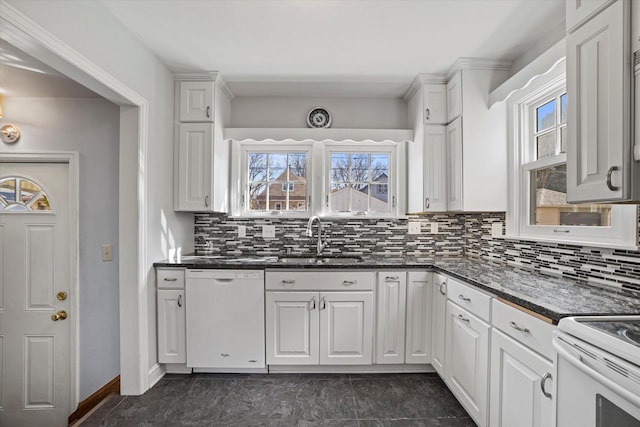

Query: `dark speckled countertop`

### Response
(154, 255, 640, 323)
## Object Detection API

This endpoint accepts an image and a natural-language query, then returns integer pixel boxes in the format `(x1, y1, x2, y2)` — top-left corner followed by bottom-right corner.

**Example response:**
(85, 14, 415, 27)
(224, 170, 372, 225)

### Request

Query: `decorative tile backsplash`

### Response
(195, 207, 640, 293)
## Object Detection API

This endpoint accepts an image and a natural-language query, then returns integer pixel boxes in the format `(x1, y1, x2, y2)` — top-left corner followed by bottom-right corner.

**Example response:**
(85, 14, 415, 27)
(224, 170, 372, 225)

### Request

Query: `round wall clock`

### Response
(307, 107, 332, 128)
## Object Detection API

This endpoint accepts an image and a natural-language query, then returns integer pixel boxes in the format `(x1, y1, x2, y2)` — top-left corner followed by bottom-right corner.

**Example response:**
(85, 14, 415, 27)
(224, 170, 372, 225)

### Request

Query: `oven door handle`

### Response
(554, 339, 640, 408)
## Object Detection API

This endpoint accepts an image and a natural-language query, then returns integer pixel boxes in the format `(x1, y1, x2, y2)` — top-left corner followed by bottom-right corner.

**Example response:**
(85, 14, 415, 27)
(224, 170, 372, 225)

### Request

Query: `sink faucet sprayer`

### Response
(305, 216, 328, 255)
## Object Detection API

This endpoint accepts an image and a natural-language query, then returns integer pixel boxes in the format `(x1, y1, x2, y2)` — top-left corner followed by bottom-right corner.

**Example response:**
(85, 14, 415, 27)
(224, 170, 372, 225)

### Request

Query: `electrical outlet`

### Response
(262, 225, 276, 239)
(238, 225, 247, 238)
(102, 244, 113, 261)
(491, 222, 503, 238)
(430, 222, 439, 234)
(407, 221, 421, 235)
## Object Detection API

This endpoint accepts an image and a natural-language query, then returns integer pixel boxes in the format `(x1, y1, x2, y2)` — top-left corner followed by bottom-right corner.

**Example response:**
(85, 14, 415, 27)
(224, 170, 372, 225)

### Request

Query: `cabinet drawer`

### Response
(157, 268, 185, 289)
(492, 300, 555, 360)
(446, 278, 492, 322)
(266, 271, 374, 291)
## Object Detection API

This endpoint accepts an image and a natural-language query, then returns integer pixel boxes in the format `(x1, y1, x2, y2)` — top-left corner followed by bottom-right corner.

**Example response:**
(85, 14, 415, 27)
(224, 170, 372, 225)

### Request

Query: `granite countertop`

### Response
(154, 254, 640, 323)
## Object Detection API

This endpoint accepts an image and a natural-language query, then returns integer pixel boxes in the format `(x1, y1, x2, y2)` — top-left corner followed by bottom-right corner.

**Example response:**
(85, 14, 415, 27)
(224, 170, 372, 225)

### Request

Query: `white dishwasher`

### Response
(185, 269, 265, 370)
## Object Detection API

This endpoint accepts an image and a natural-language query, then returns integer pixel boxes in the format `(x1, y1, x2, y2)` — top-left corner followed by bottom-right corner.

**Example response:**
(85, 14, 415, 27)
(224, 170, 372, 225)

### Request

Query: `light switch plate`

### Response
(430, 222, 439, 234)
(407, 221, 421, 235)
(491, 222, 503, 238)
(238, 225, 247, 238)
(102, 244, 113, 261)
(262, 225, 276, 239)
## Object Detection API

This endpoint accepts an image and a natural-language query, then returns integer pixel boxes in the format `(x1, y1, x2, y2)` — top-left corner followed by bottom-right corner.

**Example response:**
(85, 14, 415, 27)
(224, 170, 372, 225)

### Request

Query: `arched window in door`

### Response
(0, 176, 52, 211)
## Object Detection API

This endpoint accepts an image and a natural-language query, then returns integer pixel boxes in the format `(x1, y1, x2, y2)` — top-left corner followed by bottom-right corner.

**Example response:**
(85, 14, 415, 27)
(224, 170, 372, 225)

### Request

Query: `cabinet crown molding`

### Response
(446, 58, 512, 80)
(403, 73, 447, 101)
(174, 71, 235, 100)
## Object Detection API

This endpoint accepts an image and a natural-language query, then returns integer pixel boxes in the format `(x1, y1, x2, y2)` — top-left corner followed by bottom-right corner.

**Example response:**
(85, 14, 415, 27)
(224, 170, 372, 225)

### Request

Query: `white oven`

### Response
(553, 316, 640, 427)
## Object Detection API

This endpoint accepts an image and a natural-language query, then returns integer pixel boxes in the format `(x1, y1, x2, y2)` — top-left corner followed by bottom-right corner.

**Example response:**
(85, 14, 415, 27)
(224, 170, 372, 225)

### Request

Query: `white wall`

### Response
(0, 98, 120, 400)
(5, 0, 194, 395)
(231, 96, 408, 129)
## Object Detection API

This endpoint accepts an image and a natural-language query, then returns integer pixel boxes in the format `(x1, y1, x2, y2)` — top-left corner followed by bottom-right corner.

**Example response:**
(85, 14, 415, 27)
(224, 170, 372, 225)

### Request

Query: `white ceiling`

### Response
(102, 0, 565, 97)
(0, 39, 100, 98)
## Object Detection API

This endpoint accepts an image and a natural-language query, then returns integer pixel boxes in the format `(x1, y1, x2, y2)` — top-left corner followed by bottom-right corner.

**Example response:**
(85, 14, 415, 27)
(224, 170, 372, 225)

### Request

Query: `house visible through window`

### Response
(247, 151, 308, 212)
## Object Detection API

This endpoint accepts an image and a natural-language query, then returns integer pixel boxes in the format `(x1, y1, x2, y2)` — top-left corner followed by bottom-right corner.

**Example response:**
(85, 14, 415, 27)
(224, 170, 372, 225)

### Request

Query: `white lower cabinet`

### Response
(490, 329, 553, 427)
(445, 300, 490, 427)
(405, 272, 433, 364)
(376, 272, 407, 364)
(157, 289, 186, 364)
(266, 290, 374, 365)
(431, 274, 448, 376)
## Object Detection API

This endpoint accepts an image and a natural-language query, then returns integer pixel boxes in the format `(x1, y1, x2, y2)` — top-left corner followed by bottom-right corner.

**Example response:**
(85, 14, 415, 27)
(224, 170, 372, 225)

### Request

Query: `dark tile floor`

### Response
(79, 373, 476, 426)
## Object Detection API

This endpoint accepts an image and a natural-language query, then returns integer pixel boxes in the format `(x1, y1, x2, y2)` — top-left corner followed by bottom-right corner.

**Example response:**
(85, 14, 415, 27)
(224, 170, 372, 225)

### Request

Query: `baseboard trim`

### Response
(68, 375, 120, 425)
(148, 363, 166, 389)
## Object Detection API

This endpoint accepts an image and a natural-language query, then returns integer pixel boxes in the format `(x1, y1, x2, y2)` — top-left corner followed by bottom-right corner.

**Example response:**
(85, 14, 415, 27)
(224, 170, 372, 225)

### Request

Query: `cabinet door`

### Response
(446, 118, 463, 211)
(424, 126, 448, 212)
(157, 290, 186, 364)
(320, 291, 373, 365)
(566, 0, 631, 203)
(423, 84, 447, 124)
(431, 274, 447, 376)
(176, 123, 213, 211)
(179, 81, 214, 122)
(265, 292, 319, 365)
(490, 329, 553, 427)
(445, 301, 489, 427)
(446, 71, 462, 122)
(566, 0, 615, 33)
(375, 272, 407, 364)
(405, 272, 432, 364)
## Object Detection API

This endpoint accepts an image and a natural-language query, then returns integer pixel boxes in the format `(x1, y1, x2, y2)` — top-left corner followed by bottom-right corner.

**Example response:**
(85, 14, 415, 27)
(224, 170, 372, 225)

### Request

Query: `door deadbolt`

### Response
(57, 291, 68, 301)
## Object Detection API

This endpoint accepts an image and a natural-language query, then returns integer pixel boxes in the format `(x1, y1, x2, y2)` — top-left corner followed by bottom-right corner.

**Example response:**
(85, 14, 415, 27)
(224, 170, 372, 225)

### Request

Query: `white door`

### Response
(405, 271, 432, 364)
(265, 292, 319, 365)
(490, 329, 553, 427)
(431, 274, 447, 376)
(320, 292, 373, 365)
(0, 162, 72, 427)
(157, 289, 186, 364)
(375, 272, 406, 364)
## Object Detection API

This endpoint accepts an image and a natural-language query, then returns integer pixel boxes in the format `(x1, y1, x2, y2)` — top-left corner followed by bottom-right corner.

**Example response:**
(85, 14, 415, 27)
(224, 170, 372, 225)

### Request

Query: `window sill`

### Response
(499, 234, 639, 252)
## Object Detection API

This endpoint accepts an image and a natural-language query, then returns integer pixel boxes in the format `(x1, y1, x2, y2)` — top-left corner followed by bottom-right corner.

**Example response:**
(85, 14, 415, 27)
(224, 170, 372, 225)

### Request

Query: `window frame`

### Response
(506, 64, 637, 248)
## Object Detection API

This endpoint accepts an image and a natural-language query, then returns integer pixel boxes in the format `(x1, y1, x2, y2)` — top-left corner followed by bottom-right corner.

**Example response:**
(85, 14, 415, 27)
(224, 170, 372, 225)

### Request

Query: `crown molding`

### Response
(403, 73, 447, 101)
(446, 58, 512, 79)
(173, 71, 235, 100)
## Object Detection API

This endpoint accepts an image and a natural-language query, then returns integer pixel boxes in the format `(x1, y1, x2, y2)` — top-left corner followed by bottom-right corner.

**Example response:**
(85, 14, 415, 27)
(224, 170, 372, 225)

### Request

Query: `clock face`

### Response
(307, 107, 332, 128)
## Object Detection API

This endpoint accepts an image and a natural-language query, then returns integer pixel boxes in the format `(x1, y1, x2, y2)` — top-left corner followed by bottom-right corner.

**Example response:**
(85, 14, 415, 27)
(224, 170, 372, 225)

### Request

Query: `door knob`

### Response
(51, 310, 68, 321)
(57, 291, 68, 301)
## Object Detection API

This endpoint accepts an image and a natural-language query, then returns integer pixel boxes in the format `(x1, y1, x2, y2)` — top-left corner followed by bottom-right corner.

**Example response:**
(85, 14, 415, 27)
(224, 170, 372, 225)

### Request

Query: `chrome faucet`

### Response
(305, 216, 327, 255)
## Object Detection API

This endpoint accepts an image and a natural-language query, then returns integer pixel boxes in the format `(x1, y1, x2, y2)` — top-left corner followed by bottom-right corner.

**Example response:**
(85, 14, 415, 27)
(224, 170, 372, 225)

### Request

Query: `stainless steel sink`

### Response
(278, 256, 364, 265)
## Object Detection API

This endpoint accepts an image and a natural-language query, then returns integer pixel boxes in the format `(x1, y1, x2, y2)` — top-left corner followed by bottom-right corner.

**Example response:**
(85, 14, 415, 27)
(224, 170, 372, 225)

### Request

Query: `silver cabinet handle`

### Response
(343, 280, 357, 286)
(282, 280, 295, 284)
(385, 276, 399, 281)
(457, 314, 470, 323)
(163, 277, 178, 282)
(439, 282, 446, 295)
(177, 294, 183, 308)
(553, 228, 570, 233)
(458, 294, 471, 302)
(606, 166, 620, 191)
(425, 108, 430, 121)
(541, 372, 552, 398)
(206, 105, 211, 118)
(204, 195, 209, 207)
(509, 321, 530, 333)
(310, 297, 317, 310)
(425, 197, 430, 209)
(320, 297, 326, 310)
(221, 353, 230, 357)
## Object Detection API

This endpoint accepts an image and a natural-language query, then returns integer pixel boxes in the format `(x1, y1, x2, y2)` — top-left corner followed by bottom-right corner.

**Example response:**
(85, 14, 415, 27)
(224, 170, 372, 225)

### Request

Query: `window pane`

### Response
(371, 153, 389, 181)
(351, 184, 369, 211)
(530, 163, 611, 226)
(247, 151, 308, 212)
(0, 178, 16, 203)
(536, 131, 557, 159)
(331, 153, 349, 183)
(248, 153, 267, 182)
(330, 183, 350, 211)
(351, 153, 369, 182)
(560, 93, 567, 124)
(288, 153, 307, 180)
(268, 153, 287, 181)
(0, 177, 51, 212)
(536, 99, 556, 132)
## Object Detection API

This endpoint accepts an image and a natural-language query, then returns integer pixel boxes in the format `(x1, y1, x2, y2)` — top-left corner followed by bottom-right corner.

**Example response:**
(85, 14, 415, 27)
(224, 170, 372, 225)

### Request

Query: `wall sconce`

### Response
(0, 100, 21, 144)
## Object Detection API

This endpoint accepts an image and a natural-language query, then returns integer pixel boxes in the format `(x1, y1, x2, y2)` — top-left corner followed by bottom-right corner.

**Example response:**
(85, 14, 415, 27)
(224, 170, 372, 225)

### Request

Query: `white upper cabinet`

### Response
(566, 0, 616, 33)
(445, 66, 510, 211)
(446, 71, 462, 122)
(179, 81, 214, 122)
(423, 84, 447, 124)
(424, 126, 448, 212)
(174, 73, 232, 212)
(566, 0, 639, 203)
